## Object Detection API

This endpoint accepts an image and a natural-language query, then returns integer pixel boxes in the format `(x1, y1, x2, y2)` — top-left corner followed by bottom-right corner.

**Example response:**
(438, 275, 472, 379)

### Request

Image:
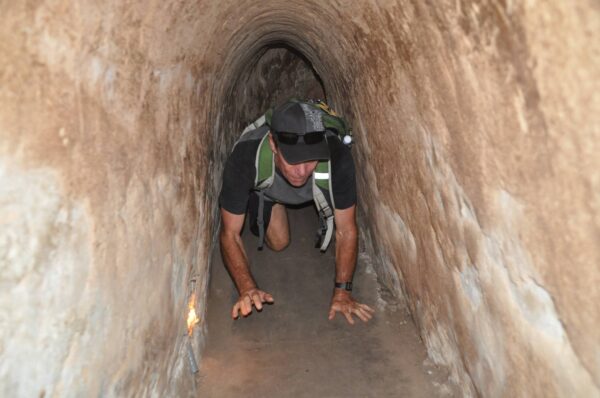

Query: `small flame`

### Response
(187, 293, 200, 336)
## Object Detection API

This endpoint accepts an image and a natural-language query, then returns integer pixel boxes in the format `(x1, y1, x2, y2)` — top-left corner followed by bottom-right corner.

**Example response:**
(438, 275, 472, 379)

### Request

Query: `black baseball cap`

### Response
(270, 101, 330, 164)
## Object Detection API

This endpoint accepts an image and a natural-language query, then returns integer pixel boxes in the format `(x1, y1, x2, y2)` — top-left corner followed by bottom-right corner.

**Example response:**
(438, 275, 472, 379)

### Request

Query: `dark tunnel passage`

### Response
(1, 2, 598, 397)
(222, 45, 327, 132)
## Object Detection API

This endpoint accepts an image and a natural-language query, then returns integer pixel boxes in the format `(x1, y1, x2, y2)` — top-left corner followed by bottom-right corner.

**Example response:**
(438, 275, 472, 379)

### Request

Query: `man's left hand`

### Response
(328, 291, 375, 325)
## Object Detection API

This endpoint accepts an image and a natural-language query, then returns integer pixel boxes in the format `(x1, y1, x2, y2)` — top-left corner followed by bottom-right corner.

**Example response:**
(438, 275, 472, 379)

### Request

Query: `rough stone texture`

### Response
(0, 2, 211, 396)
(1, 1, 598, 397)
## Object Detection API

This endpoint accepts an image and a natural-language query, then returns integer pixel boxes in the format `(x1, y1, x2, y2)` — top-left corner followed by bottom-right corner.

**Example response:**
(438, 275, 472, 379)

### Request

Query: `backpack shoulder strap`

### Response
(313, 160, 335, 252)
(255, 132, 275, 189)
(234, 112, 276, 251)
(253, 132, 275, 250)
(314, 160, 333, 197)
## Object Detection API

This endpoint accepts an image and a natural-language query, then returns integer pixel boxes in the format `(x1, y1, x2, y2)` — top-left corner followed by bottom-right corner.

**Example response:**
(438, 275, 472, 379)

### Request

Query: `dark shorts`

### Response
(247, 192, 275, 237)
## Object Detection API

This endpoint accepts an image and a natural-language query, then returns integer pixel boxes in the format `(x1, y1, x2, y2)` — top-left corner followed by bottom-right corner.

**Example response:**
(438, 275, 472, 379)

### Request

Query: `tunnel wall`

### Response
(330, 1, 600, 396)
(1, 1, 598, 397)
(0, 3, 214, 396)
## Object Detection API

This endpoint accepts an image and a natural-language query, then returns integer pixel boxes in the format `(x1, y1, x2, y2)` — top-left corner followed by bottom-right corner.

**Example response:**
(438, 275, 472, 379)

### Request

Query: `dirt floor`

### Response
(198, 205, 455, 397)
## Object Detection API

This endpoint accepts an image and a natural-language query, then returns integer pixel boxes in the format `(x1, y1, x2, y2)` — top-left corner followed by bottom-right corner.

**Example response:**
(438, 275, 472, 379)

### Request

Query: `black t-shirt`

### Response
(219, 136, 357, 214)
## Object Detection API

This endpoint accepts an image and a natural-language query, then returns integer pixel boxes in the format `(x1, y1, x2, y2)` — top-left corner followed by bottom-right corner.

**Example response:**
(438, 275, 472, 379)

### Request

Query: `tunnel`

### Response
(1, 1, 599, 397)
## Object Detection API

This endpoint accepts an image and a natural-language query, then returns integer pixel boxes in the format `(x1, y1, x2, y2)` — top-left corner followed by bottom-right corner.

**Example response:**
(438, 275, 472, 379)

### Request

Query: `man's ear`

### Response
(268, 132, 278, 154)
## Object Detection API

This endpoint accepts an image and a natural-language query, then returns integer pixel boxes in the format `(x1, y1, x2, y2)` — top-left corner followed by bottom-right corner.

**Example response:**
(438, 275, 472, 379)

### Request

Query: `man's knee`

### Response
(265, 204, 289, 251)
(266, 236, 290, 252)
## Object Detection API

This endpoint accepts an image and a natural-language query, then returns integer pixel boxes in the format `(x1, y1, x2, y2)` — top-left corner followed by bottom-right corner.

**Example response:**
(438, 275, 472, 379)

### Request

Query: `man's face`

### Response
(268, 134, 318, 187)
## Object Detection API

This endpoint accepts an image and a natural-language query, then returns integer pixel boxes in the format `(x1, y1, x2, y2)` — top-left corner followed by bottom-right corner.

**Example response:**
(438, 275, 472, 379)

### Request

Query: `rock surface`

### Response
(0, 1, 598, 397)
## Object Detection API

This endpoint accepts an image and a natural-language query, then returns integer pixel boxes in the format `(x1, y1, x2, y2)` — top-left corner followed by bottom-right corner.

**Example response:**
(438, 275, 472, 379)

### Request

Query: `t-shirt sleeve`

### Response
(219, 141, 257, 214)
(330, 139, 357, 210)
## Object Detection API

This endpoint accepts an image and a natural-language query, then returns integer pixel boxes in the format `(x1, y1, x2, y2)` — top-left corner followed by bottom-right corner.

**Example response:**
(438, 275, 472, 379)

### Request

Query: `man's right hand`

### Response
(232, 288, 274, 319)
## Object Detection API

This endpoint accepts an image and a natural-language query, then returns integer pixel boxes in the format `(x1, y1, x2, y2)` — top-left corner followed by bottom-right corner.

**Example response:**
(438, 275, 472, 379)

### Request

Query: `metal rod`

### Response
(186, 338, 199, 374)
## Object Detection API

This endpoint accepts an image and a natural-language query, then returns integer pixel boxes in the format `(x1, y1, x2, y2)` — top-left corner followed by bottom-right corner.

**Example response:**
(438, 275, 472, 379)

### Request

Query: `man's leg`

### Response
(248, 193, 290, 252)
(265, 203, 290, 251)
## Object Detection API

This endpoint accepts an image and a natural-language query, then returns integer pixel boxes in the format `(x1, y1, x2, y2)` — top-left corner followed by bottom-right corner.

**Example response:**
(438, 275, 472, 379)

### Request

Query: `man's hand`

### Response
(232, 288, 274, 319)
(328, 291, 375, 325)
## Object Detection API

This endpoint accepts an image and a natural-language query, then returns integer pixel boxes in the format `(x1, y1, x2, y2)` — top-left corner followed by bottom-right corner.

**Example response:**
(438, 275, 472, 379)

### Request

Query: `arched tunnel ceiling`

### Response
(206, 3, 364, 131)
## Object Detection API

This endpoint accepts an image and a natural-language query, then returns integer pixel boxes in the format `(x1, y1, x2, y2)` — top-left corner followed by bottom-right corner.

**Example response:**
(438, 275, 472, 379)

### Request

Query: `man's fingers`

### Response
(359, 303, 375, 313)
(262, 292, 274, 303)
(232, 290, 274, 320)
(328, 308, 336, 320)
(251, 293, 263, 311)
(354, 311, 368, 322)
(343, 310, 355, 325)
(354, 307, 372, 322)
(356, 306, 373, 320)
(232, 303, 240, 319)
(241, 295, 253, 316)
(328, 299, 375, 324)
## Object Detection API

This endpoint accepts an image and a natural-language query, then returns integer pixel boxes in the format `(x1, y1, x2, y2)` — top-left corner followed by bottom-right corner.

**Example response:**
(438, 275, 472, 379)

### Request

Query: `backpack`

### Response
(236, 99, 352, 252)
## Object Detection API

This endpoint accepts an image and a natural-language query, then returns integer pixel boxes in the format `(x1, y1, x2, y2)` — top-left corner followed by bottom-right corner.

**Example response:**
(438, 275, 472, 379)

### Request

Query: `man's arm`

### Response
(334, 205, 359, 284)
(328, 205, 375, 324)
(220, 208, 274, 319)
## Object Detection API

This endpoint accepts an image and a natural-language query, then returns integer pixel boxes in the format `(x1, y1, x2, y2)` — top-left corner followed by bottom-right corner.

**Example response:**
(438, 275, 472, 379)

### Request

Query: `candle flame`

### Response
(187, 293, 200, 336)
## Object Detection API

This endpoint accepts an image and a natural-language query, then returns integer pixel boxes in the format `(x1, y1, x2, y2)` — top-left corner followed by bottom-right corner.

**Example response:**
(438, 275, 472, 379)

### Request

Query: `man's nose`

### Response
(294, 163, 310, 177)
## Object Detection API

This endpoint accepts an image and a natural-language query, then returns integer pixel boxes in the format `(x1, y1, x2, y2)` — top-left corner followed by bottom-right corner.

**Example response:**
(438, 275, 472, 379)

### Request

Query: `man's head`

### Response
(268, 100, 330, 187)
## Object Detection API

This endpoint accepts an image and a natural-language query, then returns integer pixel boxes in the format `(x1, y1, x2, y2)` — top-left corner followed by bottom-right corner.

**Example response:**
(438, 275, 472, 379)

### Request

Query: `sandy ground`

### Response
(198, 205, 455, 397)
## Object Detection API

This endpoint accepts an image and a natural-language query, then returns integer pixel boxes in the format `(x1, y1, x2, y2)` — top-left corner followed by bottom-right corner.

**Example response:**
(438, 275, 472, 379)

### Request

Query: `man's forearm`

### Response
(334, 227, 358, 284)
(328, 207, 375, 323)
(219, 231, 256, 293)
